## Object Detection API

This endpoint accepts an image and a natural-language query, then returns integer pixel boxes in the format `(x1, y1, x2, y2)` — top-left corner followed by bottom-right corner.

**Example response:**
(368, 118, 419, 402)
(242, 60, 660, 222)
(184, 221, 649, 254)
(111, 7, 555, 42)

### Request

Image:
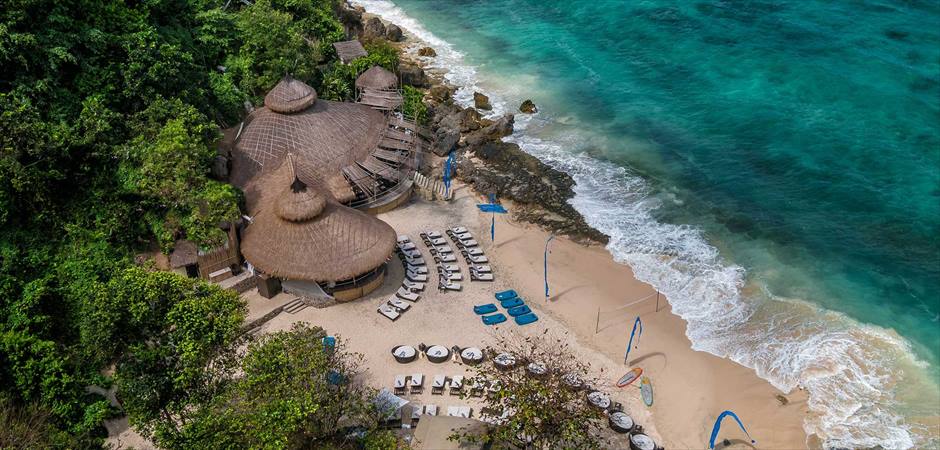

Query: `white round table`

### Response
(392, 345, 416, 363)
(460, 347, 483, 364)
(562, 372, 583, 389)
(426, 345, 450, 363)
(630, 433, 656, 450)
(587, 391, 611, 409)
(493, 352, 516, 369)
(526, 362, 547, 376)
(609, 411, 634, 433)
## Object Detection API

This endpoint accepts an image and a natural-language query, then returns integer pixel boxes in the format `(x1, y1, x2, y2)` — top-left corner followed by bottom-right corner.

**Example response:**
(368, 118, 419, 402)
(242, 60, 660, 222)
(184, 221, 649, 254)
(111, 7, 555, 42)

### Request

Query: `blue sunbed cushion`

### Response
(473, 303, 498, 315)
(500, 298, 524, 309)
(507, 305, 531, 317)
(495, 290, 518, 301)
(515, 313, 539, 326)
(482, 313, 507, 325)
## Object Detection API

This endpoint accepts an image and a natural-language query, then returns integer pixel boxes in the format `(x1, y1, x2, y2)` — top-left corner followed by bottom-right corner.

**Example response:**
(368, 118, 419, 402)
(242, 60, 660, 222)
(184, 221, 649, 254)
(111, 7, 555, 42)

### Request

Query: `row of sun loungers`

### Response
(420, 230, 463, 292)
(446, 227, 494, 281)
(394, 374, 479, 397)
(380, 236, 432, 321)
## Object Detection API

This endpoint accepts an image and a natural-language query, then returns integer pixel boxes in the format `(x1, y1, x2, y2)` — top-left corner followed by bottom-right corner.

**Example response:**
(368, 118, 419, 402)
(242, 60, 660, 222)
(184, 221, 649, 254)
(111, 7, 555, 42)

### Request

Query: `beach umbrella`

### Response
(476, 193, 508, 242)
(708, 410, 755, 449)
(544, 235, 555, 301)
(443, 151, 455, 197)
(624, 316, 642, 364)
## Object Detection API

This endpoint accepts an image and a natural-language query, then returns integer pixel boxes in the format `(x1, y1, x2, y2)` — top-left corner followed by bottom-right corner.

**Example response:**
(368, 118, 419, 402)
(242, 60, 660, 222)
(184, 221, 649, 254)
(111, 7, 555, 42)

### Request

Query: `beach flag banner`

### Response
(476, 194, 507, 242)
(443, 152, 455, 197)
(544, 235, 555, 300)
(708, 410, 756, 449)
(624, 316, 643, 364)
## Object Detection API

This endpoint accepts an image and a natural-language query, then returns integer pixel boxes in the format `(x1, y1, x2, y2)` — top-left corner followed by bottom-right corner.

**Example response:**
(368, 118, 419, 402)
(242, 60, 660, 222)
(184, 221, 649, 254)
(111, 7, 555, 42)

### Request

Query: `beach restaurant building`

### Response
(227, 73, 420, 301)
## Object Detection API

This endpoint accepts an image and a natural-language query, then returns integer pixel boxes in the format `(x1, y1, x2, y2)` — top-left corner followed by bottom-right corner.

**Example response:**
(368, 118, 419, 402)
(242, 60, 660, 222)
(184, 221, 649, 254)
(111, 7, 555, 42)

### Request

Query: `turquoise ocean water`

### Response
(353, 0, 940, 447)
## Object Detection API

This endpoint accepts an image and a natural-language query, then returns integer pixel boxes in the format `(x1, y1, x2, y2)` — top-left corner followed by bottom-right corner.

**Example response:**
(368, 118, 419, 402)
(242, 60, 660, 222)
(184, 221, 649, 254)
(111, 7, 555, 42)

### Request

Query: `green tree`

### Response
(451, 331, 608, 449)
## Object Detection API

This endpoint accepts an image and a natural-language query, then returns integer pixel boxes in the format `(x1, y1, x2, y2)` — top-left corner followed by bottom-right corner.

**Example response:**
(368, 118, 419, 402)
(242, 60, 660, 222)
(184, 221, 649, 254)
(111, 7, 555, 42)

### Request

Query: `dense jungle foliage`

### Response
(0, 0, 412, 447)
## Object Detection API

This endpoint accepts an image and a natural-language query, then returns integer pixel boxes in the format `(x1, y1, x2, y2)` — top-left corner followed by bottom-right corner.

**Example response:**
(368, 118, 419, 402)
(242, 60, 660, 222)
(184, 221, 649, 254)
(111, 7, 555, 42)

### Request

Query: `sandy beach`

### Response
(252, 182, 811, 449)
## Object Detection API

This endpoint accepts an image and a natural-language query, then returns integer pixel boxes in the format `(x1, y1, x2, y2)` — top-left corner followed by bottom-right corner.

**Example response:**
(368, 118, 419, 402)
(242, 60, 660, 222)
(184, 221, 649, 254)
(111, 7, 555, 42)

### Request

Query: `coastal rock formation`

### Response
(336, 5, 363, 36)
(432, 128, 460, 157)
(363, 17, 386, 39)
(474, 91, 492, 110)
(520, 99, 538, 113)
(429, 85, 453, 103)
(437, 106, 485, 133)
(385, 24, 404, 41)
(455, 140, 607, 243)
(418, 46, 437, 57)
(399, 63, 429, 88)
(463, 114, 514, 147)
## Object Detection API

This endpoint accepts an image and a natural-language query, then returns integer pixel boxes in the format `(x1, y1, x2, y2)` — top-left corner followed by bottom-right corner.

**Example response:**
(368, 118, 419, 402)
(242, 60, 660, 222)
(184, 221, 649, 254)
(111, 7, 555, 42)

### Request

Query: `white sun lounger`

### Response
(388, 298, 411, 311)
(438, 253, 457, 262)
(408, 265, 428, 274)
(424, 405, 438, 416)
(444, 272, 463, 281)
(449, 375, 464, 394)
(402, 280, 425, 292)
(466, 248, 484, 256)
(447, 406, 471, 418)
(406, 272, 428, 282)
(398, 242, 417, 251)
(405, 256, 426, 266)
(451, 226, 468, 234)
(460, 239, 479, 248)
(397, 287, 420, 302)
(432, 375, 446, 395)
(436, 245, 454, 254)
(410, 373, 424, 394)
(456, 232, 473, 240)
(430, 237, 446, 246)
(426, 231, 443, 239)
(442, 264, 460, 272)
(397, 235, 411, 244)
(394, 375, 407, 394)
(467, 255, 488, 264)
(379, 304, 401, 321)
(470, 265, 491, 273)
(441, 282, 462, 291)
(401, 248, 421, 258)
(471, 272, 494, 282)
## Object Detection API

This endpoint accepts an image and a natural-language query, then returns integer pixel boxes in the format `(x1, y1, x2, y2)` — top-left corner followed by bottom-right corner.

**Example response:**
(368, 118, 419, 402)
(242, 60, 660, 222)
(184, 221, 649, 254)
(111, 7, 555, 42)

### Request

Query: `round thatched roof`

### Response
(356, 66, 398, 90)
(241, 159, 396, 283)
(264, 76, 318, 113)
(231, 77, 387, 199)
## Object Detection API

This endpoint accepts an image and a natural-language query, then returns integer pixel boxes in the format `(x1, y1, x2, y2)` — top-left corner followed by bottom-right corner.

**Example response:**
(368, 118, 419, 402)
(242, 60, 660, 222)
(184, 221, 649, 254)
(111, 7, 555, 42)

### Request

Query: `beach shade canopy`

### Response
(240, 157, 396, 283)
(356, 65, 399, 91)
(231, 76, 388, 203)
(333, 40, 368, 64)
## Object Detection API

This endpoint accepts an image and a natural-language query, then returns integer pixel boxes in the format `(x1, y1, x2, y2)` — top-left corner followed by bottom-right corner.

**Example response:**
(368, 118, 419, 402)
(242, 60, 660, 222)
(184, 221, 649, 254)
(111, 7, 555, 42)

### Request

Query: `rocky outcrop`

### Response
(363, 17, 386, 39)
(399, 63, 429, 88)
(455, 140, 607, 243)
(473, 91, 492, 110)
(520, 99, 538, 113)
(336, 5, 363, 37)
(463, 114, 513, 147)
(429, 85, 453, 103)
(386, 24, 404, 41)
(418, 46, 437, 57)
(431, 128, 460, 157)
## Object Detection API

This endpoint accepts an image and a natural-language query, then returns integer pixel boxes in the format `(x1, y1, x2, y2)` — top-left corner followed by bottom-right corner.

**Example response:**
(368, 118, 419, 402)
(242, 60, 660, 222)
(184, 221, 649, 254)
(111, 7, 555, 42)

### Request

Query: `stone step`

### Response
(283, 299, 307, 314)
(209, 267, 233, 283)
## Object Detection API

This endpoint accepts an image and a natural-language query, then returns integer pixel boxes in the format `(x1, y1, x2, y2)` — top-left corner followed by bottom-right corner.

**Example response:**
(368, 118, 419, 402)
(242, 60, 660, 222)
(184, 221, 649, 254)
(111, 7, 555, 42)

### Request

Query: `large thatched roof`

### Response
(356, 66, 398, 90)
(333, 40, 368, 64)
(231, 77, 388, 201)
(241, 158, 395, 283)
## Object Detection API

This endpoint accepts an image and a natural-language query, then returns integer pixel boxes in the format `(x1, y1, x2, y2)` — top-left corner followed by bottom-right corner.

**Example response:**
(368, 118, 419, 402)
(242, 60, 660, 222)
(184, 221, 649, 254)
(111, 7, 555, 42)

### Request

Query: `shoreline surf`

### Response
(349, 0, 940, 447)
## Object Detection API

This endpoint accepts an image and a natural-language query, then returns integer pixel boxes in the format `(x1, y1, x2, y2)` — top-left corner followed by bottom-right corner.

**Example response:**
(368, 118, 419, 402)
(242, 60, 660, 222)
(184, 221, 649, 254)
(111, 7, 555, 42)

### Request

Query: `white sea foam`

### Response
(351, 1, 933, 447)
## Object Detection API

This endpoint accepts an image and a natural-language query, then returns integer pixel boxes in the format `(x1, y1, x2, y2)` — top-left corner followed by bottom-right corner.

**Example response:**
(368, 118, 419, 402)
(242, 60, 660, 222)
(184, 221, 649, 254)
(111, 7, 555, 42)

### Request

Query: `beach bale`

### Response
(363, 17, 386, 39)
(418, 46, 437, 57)
(474, 91, 492, 110)
(520, 99, 538, 113)
(399, 63, 429, 87)
(386, 24, 404, 42)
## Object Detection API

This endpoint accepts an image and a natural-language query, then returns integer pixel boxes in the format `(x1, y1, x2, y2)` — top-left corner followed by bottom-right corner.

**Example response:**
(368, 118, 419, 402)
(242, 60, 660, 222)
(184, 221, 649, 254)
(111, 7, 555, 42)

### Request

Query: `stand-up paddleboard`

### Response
(640, 376, 653, 406)
(617, 368, 643, 387)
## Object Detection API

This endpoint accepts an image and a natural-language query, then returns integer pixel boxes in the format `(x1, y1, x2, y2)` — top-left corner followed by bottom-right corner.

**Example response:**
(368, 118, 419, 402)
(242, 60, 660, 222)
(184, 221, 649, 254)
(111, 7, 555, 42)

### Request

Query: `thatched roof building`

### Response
(333, 40, 368, 64)
(241, 157, 395, 286)
(356, 66, 398, 91)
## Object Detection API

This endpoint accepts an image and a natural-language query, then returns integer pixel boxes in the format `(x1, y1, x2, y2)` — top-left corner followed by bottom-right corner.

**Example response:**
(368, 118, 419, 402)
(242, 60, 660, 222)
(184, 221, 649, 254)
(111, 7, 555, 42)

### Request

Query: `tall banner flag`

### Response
(443, 152, 455, 197)
(544, 235, 555, 300)
(624, 316, 643, 364)
(708, 410, 756, 449)
(476, 194, 507, 242)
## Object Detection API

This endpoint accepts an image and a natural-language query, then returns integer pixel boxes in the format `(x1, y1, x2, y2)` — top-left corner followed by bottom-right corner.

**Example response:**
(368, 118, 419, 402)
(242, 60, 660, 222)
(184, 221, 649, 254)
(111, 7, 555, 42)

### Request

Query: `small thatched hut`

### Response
(241, 156, 396, 301)
(356, 65, 398, 91)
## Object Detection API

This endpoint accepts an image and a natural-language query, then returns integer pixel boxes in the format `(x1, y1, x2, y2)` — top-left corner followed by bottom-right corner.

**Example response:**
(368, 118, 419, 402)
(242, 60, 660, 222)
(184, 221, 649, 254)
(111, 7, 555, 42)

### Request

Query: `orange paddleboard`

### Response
(616, 367, 643, 387)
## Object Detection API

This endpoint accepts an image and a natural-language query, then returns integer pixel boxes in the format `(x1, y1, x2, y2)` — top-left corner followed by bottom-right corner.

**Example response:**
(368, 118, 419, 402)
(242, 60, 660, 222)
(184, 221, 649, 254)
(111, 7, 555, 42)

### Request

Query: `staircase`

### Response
(413, 172, 454, 201)
(282, 298, 308, 314)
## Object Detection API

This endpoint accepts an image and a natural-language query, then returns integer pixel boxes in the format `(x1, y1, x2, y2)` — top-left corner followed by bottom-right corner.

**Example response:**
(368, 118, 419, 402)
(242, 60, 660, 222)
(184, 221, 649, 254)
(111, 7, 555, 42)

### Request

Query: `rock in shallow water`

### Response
(520, 99, 538, 113)
(386, 24, 404, 41)
(474, 91, 492, 110)
(418, 46, 437, 57)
